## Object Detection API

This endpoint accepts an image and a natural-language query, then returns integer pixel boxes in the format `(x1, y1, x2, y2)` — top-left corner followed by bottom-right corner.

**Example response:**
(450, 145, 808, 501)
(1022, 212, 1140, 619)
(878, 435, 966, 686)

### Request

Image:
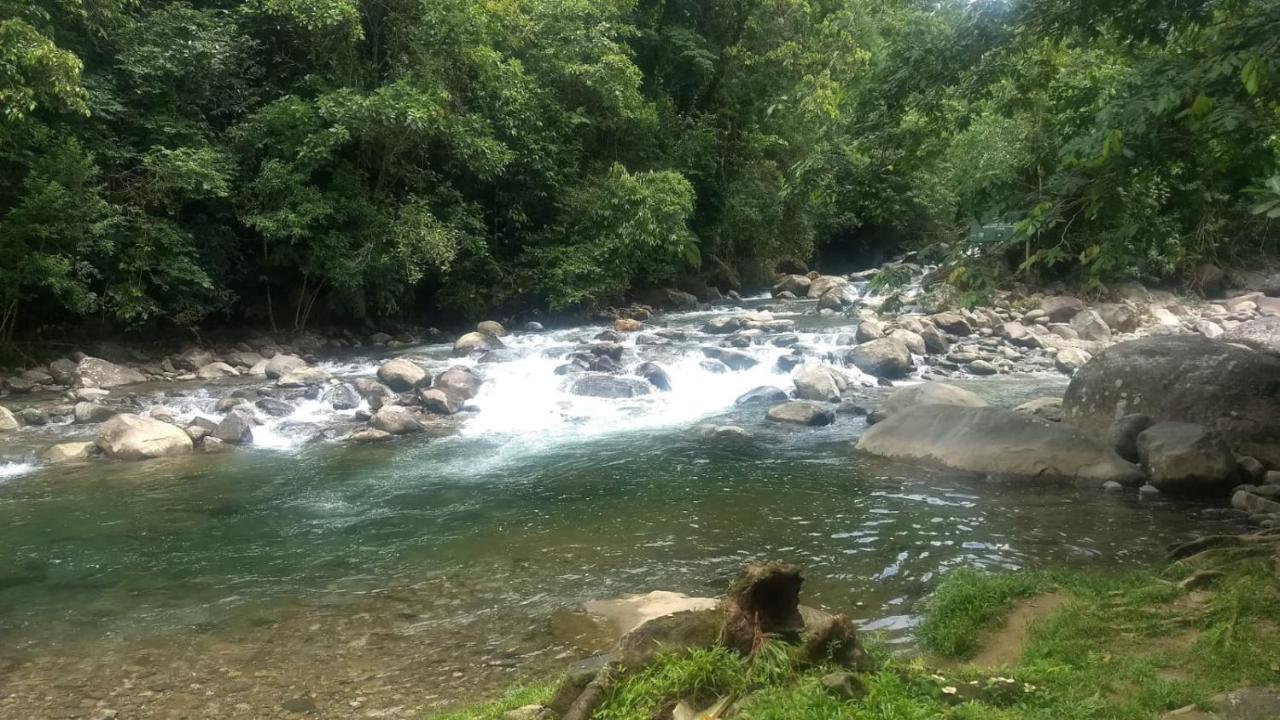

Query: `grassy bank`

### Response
(433, 545, 1280, 719)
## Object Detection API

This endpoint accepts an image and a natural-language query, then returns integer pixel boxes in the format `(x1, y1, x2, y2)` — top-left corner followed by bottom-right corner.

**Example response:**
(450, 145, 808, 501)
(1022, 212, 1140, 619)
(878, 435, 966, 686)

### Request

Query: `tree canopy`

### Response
(1, 0, 1277, 336)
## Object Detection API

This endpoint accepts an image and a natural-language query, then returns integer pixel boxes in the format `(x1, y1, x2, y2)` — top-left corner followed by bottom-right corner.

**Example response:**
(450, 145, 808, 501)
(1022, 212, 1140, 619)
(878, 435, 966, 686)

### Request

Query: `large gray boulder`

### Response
(74, 357, 146, 388)
(845, 338, 912, 379)
(1062, 336, 1280, 465)
(1041, 296, 1084, 323)
(264, 354, 306, 380)
(569, 374, 652, 399)
(96, 414, 193, 460)
(433, 366, 484, 403)
(871, 383, 985, 424)
(1070, 309, 1112, 343)
(793, 365, 848, 403)
(370, 406, 424, 434)
(453, 331, 503, 357)
(1222, 316, 1280, 355)
(214, 407, 256, 444)
(735, 386, 788, 407)
(377, 358, 430, 391)
(1136, 422, 1237, 494)
(856, 405, 1144, 484)
(807, 275, 850, 299)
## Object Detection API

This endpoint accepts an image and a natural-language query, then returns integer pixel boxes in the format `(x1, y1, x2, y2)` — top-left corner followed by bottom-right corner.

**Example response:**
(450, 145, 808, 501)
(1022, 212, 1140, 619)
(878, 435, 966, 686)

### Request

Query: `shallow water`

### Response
(0, 300, 1246, 717)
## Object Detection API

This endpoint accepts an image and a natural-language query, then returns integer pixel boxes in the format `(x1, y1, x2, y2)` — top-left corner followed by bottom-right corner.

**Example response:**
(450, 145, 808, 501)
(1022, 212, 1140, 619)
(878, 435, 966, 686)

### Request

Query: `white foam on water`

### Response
(0, 461, 37, 482)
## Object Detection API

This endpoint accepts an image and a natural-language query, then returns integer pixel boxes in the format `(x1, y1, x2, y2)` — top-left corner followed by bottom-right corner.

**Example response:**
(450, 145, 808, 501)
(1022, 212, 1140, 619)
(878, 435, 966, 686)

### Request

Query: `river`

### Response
(0, 295, 1244, 718)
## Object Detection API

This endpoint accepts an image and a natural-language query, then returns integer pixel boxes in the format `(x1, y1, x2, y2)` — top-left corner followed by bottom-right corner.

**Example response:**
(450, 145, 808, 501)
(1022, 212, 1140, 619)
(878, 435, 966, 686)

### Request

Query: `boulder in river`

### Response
(454, 331, 504, 357)
(96, 413, 193, 460)
(1136, 422, 1237, 494)
(215, 407, 256, 444)
(276, 367, 330, 387)
(42, 441, 99, 464)
(807, 275, 850, 299)
(434, 366, 483, 401)
(73, 401, 115, 424)
(767, 401, 836, 426)
(569, 374, 653, 399)
(1014, 397, 1064, 422)
(636, 362, 672, 392)
(323, 383, 361, 410)
(701, 346, 758, 371)
(773, 274, 812, 297)
(377, 358, 430, 391)
(844, 338, 912, 379)
(477, 320, 507, 337)
(735, 386, 788, 407)
(74, 357, 146, 388)
(196, 362, 238, 380)
(793, 365, 848, 403)
(856, 405, 1145, 484)
(1062, 336, 1280, 466)
(264, 354, 306, 380)
(370, 406, 424, 434)
(419, 388, 461, 415)
(0, 406, 18, 433)
(870, 383, 985, 424)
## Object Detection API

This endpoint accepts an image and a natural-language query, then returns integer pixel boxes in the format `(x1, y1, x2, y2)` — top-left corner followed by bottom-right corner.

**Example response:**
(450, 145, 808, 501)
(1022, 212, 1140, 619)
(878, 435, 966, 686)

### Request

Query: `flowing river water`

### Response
(0, 296, 1246, 718)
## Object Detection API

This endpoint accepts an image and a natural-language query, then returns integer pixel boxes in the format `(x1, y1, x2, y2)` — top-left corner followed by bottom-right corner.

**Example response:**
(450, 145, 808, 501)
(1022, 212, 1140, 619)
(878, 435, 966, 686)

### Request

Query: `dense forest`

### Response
(1, 0, 1278, 338)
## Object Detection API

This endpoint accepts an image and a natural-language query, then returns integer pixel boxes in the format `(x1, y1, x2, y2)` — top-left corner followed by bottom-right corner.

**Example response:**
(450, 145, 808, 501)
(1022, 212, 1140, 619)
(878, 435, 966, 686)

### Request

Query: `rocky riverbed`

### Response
(0, 262, 1277, 717)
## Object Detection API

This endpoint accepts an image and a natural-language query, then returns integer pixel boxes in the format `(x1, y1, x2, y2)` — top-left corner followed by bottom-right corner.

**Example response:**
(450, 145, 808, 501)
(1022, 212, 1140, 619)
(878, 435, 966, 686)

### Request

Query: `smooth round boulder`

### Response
(767, 401, 836, 426)
(433, 366, 483, 401)
(735, 386, 788, 407)
(196, 362, 238, 380)
(73, 402, 115, 424)
(1062, 336, 1280, 465)
(845, 338, 912, 379)
(701, 347, 758, 371)
(419, 388, 461, 415)
(370, 406, 424, 435)
(857, 405, 1144, 484)
(635, 362, 672, 392)
(477, 320, 508, 337)
(96, 414, 193, 460)
(377, 358, 430, 392)
(323, 383, 361, 410)
(453, 331, 503, 357)
(214, 407, 256, 444)
(793, 365, 848, 403)
(264, 354, 306, 380)
(0, 405, 18, 433)
(1040, 296, 1085, 323)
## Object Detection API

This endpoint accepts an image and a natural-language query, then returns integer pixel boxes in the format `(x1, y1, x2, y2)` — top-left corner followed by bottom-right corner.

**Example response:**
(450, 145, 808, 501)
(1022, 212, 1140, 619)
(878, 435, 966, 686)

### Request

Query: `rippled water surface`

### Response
(0, 301, 1245, 717)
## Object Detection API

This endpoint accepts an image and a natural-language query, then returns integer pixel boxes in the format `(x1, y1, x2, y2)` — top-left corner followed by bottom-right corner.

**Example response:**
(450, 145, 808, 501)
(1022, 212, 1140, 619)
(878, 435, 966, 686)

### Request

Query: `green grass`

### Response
(427, 682, 555, 720)
(430, 554, 1280, 720)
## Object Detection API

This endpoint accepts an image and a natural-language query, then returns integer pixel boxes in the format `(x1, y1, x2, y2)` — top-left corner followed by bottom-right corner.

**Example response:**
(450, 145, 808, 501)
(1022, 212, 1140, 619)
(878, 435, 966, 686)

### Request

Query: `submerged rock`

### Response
(1062, 336, 1280, 465)
(857, 405, 1144, 484)
(569, 374, 652, 399)
(42, 441, 98, 463)
(635, 362, 672, 392)
(96, 414, 193, 460)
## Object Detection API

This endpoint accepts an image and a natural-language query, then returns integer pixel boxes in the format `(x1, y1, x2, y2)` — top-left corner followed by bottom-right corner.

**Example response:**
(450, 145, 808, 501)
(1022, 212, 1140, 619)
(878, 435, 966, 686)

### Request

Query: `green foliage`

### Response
(2, 0, 1279, 337)
(918, 569, 1059, 658)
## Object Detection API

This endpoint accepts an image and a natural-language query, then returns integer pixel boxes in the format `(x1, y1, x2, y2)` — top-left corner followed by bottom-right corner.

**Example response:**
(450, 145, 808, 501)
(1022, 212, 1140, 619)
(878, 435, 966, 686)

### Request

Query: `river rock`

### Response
(888, 328, 926, 355)
(1054, 347, 1092, 374)
(74, 357, 146, 388)
(793, 365, 848, 403)
(1062, 336, 1280, 465)
(321, 383, 361, 410)
(735, 386, 788, 407)
(635, 362, 672, 392)
(0, 406, 17, 433)
(767, 401, 836, 426)
(807, 275, 850, 299)
(477, 320, 507, 337)
(818, 285, 858, 311)
(569, 374, 652, 399)
(856, 405, 1145, 484)
(773, 274, 812, 297)
(18, 407, 47, 426)
(255, 398, 295, 417)
(174, 349, 214, 372)
(613, 318, 643, 333)
(871, 383, 986, 424)
(855, 319, 884, 343)
(434, 366, 483, 401)
(967, 359, 999, 375)
(929, 312, 972, 336)
(377, 358, 430, 391)
(96, 414, 193, 460)
(1096, 303, 1137, 332)
(264, 354, 306, 380)
(845, 338, 912, 379)
(1107, 414, 1155, 463)
(618, 609, 723, 669)
(215, 407, 256, 444)
(419, 388, 461, 415)
(1136, 422, 1237, 494)
(47, 358, 78, 385)
(1222, 316, 1280, 355)
(701, 346, 758, 371)
(196, 362, 238, 380)
(1041, 296, 1085, 323)
(454, 331, 503, 356)
(73, 402, 115, 424)
(276, 367, 330, 387)
(42, 441, 98, 464)
(1070, 309, 1112, 343)
(919, 325, 949, 354)
(370, 406, 424, 434)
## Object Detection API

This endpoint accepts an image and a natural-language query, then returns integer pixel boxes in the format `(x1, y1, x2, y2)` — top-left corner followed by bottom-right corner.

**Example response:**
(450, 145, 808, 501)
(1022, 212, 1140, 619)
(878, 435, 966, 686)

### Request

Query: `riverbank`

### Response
(438, 539, 1280, 720)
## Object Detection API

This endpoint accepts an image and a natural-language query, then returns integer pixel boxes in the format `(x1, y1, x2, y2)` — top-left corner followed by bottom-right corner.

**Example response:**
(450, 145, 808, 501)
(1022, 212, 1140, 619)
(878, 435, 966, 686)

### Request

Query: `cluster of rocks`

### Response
(853, 334, 1280, 526)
